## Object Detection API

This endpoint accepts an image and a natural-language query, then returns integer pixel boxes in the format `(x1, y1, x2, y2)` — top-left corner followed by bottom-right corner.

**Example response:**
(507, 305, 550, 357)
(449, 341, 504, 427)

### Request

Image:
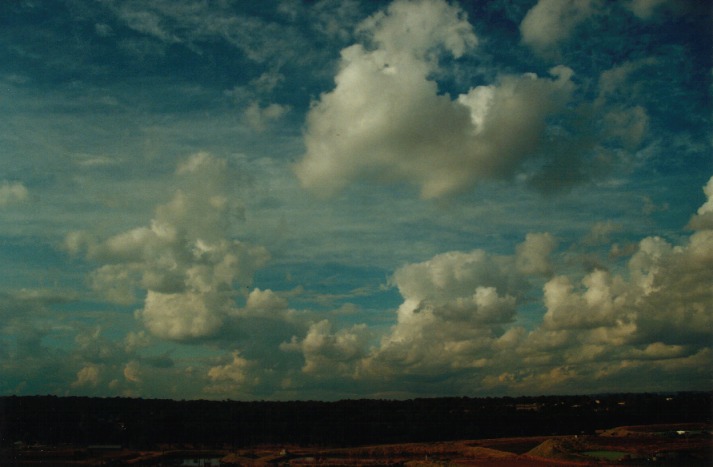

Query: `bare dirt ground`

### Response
(4, 423, 711, 466)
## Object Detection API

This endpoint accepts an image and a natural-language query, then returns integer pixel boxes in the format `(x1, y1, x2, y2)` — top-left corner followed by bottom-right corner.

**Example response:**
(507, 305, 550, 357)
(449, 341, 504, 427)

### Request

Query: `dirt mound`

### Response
(464, 446, 518, 459)
(526, 438, 590, 462)
(601, 423, 709, 437)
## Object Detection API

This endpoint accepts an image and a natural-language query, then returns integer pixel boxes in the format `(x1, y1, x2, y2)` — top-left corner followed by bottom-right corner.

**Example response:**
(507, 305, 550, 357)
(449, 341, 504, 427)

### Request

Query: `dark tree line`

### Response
(1, 392, 710, 448)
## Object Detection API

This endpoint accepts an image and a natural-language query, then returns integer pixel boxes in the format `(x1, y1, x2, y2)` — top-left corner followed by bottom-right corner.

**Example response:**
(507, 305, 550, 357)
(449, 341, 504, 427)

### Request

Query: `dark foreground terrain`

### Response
(3, 423, 712, 466)
(1, 392, 711, 465)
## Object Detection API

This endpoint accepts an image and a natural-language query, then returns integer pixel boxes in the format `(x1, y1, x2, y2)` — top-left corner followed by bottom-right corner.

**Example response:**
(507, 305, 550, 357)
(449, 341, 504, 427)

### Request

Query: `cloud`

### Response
(72, 365, 101, 388)
(516, 232, 558, 275)
(309, 0, 363, 42)
(626, 0, 667, 18)
(243, 101, 290, 132)
(582, 221, 621, 246)
(282, 178, 713, 395)
(625, 0, 693, 20)
(597, 58, 658, 101)
(281, 320, 370, 376)
(0, 181, 28, 206)
(294, 237, 537, 380)
(295, 0, 591, 199)
(356, 0, 477, 60)
(67, 153, 270, 341)
(102, 0, 324, 68)
(115, 5, 181, 44)
(519, 0, 599, 57)
(542, 270, 626, 330)
(515, 181, 713, 389)
(123, 361, 142, 383)
(204, 351, 264, 396)
(687, 176, 713, 230)
(358, 240, 536, 376)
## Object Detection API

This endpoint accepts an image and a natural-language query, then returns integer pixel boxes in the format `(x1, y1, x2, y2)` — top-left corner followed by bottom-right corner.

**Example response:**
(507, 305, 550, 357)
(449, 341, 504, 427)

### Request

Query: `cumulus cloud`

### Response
(295, 0, 593, 198)
(207, 352, 253, 384)
(204, 351, 264, 396)
(281, 320, 370, 376)
(316, 236, 545, 378)
(283, 178, 713, 394)
(687, 176, 713, 230)
(520, 0, 600, 56)
(516, 232, 558, 275)
(360, 243, 531, 375)
(542, 270, 627, 330)
(0, 181, 28, 206)
(72, 365, 101, 388)
(67, 153, 270, 341)
(510, 181, 713, 390)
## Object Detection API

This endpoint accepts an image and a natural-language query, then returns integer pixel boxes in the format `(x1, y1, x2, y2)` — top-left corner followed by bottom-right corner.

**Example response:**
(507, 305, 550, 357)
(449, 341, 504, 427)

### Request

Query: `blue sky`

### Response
(1, 0, 711, 400)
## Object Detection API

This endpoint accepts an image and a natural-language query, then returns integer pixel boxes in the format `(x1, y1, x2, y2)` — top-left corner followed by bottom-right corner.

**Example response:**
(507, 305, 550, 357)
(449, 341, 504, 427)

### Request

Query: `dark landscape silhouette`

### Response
(1, 391, 711, 465)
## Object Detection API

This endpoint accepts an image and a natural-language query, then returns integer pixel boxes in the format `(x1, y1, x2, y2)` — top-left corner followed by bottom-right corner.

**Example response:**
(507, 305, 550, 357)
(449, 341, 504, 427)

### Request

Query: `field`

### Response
(4, 422, 711, 466)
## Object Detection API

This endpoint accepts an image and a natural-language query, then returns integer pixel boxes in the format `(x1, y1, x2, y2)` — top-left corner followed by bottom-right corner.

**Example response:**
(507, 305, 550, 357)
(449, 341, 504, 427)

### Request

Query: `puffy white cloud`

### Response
(356, 0, 476, 60)
(688, 176, 713, 230)
(72, 364, 101, 388)
(0, 181, 28, 206)
(68, 153, 270, 340)
(391, 248, 526, 303)
(542, 270, 629, 330)
(281, 320, 370, 375)
(522, 185, 713, 383)
(359, 238, 540, 376)
(207, 351, 254, 385)
(296, 0, 584, 198)
(516, 232, 557, 275)
(328, 179, 712, 393)
(520, 0, 600, 56)
(139, 290, 231, 340)
(245, 288, 289, 313)
(205, 351, 268, 397)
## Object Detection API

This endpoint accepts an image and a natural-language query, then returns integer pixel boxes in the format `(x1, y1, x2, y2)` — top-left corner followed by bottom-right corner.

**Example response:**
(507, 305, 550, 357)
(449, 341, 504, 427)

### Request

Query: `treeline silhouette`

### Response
(1, 392, 710, 448)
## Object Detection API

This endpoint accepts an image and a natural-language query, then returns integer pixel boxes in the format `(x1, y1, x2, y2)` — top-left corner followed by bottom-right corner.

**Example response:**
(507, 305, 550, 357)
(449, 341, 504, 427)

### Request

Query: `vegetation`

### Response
(1, 392, 710, 449)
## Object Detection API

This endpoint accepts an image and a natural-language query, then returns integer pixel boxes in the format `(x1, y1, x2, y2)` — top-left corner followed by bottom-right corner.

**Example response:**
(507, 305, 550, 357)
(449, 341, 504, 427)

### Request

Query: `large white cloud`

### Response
(358, 237, 542, 376)
(278, 238, 538, 379)
(295, 0, 585, 198)
(67, 153, 270, 340)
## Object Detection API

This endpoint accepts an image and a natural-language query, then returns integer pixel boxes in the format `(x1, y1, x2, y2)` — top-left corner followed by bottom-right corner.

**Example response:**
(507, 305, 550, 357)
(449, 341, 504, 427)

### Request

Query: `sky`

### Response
(0, 0, 711, 401)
